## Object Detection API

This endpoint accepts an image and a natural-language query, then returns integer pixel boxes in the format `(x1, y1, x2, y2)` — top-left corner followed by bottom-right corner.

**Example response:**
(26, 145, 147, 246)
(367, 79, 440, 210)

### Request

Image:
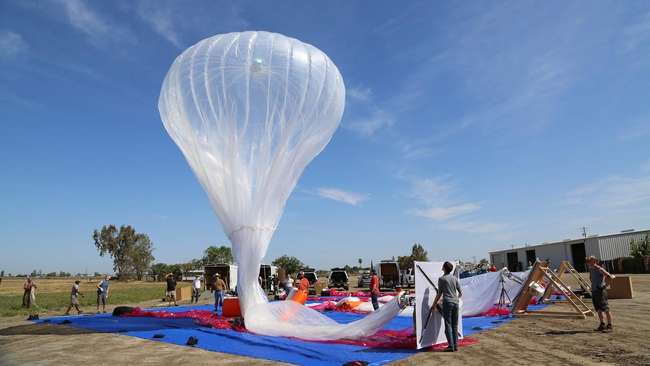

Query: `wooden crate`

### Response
(175, 286, 192, 301)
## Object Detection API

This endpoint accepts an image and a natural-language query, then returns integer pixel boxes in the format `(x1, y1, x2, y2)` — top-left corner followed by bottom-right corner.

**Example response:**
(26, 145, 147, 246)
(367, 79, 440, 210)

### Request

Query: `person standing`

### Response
(165, 273, 178, 306)
(369, 270, 380, 310)
(96, 275, 110, 313)
(286, 274, 294, 289)
(192, 276, 202, 303)
(297, 272, 310, 293)
(65, 280, 84, 315)
(432, 262, 463, 352)
(587, 256, 615, 332)
(22, 277, 35, 308)
(213, 273, 226, 313)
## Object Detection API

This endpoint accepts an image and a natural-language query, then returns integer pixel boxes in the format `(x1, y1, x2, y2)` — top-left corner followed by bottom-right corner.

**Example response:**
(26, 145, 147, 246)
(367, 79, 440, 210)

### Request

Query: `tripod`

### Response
(497, 273, 511, 310)
(497, 269, 522, 310)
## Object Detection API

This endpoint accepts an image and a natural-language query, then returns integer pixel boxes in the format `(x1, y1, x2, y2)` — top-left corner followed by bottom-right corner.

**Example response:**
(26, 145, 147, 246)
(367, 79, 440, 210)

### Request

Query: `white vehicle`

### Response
(181, 269, 204, 281)
(328, 269, 349, 290)
(204, 264, 238, 292)
(259, 264, 278, 293)
(400, 268, 415, 288)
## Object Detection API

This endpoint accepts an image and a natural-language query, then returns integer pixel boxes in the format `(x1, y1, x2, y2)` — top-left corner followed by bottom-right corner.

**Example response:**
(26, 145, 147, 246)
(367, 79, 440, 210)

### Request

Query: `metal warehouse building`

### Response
(490, 229, 650, 272)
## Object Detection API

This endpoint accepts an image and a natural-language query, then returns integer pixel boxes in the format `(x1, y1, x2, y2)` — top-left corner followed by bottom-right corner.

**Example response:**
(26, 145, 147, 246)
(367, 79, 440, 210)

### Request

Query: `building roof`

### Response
(489, 228, 650, 255)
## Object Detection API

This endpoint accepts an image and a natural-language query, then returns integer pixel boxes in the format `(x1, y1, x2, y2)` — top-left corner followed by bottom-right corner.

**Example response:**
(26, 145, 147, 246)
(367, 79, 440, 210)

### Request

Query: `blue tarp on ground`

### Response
(36, 304, 545, 366)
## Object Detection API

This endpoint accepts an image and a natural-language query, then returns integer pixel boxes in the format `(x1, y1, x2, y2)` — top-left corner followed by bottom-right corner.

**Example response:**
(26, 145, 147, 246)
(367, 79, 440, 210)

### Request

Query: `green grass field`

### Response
(0, 278, 190, 317)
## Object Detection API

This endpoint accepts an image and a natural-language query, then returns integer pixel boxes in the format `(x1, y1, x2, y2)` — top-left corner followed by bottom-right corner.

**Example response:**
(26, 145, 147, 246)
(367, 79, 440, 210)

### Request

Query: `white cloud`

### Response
(345, 109, 394, 138)
(642, 160, 650, 173)
(317, 188, 368, 206)
(347, 86, 372, 102)
(444, 220, 510, 234)
(44, 0, 133, 46)
(403, 174, 511, 236)
(618, 118, 650, 141)
(410, 203, 481, 221)
(132, 1, 249, 49)
(622, 11, 650, 52)
(566, 174, 650, 209)
(408, 176, 455, 205)
(135, 1, 181, 48)
(0, 31, 28, 58)
(57, 0, 110, 39)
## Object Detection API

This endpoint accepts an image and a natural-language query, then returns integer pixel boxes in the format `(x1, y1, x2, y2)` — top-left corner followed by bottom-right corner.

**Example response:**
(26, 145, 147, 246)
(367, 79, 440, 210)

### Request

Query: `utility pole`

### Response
(582, 226, 588, 238)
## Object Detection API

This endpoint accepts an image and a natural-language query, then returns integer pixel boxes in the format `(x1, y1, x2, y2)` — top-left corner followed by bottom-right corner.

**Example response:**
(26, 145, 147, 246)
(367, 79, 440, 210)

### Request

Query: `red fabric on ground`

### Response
(119, 307, 480, 350)
(477, 307, 511, 317)
(121, 308, 244, 331)
(327, 290, 398, 298)
(320, 329, 479, 350)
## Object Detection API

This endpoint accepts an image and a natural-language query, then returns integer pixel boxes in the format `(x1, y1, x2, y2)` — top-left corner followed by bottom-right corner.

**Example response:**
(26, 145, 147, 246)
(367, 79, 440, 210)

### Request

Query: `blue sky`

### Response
(1, 1, 650, 275)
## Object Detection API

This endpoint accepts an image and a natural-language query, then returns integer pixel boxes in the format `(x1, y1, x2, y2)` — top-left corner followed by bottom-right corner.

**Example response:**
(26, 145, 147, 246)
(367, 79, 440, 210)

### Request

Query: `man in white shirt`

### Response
(192, 276, 202, 303)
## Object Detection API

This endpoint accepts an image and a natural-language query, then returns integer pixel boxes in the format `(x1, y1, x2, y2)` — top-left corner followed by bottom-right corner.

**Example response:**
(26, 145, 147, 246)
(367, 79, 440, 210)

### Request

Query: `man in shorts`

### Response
(96, 275, 110, 313)
(65, 280, 84, 315)
(587, 256, 615, 332)
(165, 273, 178, 306)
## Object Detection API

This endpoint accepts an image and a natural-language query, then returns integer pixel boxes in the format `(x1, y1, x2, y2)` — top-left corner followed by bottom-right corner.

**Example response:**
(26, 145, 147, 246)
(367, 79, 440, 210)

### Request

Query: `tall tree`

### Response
(397, 243, 429, 271)
(131, 235, 155, 280)
(411, 243, 428, 262)
(93, 225, 155, 280)
(272, 255, 305, 275)
(202, 245, 233, 264)
(630, 234, 650, 258)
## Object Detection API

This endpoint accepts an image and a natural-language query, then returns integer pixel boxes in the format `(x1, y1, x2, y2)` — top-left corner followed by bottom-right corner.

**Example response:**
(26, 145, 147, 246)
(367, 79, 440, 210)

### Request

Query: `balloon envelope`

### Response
(159, 31, 402, 340)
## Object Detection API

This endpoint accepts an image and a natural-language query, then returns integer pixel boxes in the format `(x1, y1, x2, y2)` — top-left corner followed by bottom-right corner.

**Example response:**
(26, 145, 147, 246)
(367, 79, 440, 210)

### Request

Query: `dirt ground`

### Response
(1, 274, 649, 366)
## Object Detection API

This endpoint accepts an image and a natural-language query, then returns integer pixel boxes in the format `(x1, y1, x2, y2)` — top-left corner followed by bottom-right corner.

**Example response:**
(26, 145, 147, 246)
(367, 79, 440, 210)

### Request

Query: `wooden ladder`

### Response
(542, 260, 592, 302)
(542, 267, 593, 318)
(512, 260, 594, 319)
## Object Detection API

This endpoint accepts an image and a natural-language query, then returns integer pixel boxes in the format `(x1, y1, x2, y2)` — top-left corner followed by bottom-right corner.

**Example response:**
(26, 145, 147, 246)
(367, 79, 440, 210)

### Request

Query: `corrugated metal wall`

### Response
(598, 231, 650, 260)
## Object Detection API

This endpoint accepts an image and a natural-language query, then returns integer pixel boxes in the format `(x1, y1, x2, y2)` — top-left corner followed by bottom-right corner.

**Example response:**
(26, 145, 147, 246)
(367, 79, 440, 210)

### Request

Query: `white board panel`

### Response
(414, 261, 463, 349)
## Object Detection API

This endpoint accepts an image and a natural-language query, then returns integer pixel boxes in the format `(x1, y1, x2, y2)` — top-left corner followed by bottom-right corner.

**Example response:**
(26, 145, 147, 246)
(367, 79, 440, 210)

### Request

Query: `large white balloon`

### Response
(159, 31, 403, 340)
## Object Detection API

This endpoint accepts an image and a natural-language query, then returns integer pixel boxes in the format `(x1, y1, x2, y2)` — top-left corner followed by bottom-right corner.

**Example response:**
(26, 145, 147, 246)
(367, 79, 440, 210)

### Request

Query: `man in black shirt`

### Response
(165, 273, 178, 306)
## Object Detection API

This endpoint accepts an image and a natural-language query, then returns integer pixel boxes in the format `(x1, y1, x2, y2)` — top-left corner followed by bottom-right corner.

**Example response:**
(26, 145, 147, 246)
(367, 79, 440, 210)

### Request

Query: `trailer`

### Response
(376, 261, 401, 290)
(259, 264, 278, 294)
(204, 264, 238, 292)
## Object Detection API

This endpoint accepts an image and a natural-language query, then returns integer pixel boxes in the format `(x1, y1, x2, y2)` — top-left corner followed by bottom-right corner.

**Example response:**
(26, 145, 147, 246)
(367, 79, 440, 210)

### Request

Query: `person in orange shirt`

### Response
(297, 271, 310, 293)
(370, 270, 380, 310)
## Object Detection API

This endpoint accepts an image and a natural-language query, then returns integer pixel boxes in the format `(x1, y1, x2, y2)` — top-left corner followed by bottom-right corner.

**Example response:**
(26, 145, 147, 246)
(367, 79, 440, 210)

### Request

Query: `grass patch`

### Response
(0, 281, 189, 317)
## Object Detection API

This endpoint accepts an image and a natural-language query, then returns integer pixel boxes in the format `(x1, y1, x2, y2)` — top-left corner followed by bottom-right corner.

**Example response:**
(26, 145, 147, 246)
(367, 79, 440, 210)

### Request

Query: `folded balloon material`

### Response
(159, 31, 402, 340)
(115, 306, 480, 350)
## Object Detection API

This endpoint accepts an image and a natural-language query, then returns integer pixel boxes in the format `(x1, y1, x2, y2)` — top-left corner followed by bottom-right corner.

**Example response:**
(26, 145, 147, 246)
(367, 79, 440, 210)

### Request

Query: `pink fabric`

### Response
(120, 307, 480, 350)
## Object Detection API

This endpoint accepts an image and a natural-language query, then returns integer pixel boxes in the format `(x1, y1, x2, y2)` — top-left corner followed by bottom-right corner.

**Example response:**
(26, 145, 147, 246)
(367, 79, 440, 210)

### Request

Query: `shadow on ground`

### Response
(0, 323, 97, 336)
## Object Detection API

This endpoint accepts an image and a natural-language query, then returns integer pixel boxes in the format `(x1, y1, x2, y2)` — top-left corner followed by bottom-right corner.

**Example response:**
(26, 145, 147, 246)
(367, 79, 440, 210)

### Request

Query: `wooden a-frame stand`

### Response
(512, 260, 593, 319)
(541, 260, 591, 303)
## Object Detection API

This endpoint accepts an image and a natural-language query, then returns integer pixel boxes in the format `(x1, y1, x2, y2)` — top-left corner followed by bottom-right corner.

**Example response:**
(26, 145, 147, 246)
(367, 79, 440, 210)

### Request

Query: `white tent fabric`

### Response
(159, 31, 403, 340)
(460, 269, 529, 316)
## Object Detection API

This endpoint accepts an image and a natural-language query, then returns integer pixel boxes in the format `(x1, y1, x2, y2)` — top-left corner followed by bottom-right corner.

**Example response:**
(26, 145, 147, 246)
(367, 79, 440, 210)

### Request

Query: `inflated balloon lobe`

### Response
(159, 31, 403, 340)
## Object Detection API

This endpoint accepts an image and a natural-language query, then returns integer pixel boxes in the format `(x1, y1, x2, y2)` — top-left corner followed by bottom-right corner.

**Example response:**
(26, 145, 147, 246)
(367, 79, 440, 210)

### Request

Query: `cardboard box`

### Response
(607, 276, 633, 299)
(175, 286, 192, 301)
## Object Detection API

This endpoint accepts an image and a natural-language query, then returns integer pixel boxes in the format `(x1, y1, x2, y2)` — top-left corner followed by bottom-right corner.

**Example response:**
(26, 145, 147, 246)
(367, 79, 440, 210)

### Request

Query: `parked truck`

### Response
(328, 268, 349, 290)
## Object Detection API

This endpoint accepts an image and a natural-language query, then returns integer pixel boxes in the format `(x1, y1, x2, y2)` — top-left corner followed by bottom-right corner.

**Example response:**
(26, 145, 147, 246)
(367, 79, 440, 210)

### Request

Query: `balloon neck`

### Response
(227, 225, 276, 241)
